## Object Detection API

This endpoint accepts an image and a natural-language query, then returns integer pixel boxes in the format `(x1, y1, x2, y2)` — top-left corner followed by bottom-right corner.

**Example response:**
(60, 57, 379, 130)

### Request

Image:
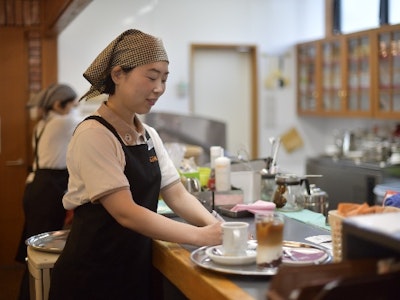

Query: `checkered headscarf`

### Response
(81, 29, 169, 100)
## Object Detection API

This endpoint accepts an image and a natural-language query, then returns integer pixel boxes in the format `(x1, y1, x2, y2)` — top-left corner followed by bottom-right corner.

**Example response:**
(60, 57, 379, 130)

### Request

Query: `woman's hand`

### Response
(194, 221, 223, 247)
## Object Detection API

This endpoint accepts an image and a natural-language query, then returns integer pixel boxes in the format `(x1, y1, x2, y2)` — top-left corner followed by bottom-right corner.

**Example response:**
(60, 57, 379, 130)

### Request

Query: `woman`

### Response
(49, 29, 222, 299)
(16, 83, 80, 299)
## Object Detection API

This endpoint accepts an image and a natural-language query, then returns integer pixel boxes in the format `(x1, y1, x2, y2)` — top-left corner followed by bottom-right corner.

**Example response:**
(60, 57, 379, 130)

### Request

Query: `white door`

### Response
(191, 45, 258, 159)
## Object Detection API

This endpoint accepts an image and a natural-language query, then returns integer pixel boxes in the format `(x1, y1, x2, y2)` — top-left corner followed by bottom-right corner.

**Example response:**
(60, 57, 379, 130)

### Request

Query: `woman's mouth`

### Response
(147, 99, 157, 106)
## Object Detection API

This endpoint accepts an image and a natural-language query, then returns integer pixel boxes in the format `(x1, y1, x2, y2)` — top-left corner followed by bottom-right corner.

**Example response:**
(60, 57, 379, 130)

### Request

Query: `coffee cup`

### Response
(221, 222, 249, 256)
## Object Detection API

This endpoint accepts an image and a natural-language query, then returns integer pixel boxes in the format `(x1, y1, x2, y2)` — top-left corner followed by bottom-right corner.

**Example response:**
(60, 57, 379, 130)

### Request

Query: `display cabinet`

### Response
(321, 36, 345, 115)
(297, 23, 400, 119)
(374, 24, 400, 118)
(344, 32, 374, 116)
(297, 41, 320, 114)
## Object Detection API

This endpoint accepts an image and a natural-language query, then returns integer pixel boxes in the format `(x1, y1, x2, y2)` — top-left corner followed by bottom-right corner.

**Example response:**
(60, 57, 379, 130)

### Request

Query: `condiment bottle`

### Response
(207, 146, 223, 191)
(215, 155, 231, 192)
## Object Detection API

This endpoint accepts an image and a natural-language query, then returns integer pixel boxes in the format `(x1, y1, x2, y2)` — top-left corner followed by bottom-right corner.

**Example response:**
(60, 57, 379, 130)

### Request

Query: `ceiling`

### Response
(0, 0, 91, 34)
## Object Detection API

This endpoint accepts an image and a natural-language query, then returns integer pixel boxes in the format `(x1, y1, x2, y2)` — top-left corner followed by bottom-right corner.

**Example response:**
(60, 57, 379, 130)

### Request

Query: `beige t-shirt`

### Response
(26, 110, 81, 183)
(62, 102, 180, 210)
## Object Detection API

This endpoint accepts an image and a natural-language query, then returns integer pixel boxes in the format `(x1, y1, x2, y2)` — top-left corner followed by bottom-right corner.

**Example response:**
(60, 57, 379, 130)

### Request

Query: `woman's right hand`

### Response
(195, 221, 223, 247)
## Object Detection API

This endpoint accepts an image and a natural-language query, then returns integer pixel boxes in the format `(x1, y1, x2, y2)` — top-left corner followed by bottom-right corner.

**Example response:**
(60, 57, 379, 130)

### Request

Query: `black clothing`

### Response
(49, 116, 161, 299)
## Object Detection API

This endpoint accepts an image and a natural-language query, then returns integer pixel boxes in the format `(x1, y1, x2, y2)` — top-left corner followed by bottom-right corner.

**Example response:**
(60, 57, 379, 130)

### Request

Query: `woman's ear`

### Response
(52, 100, 64, 113)
(111, 66, 123, 83)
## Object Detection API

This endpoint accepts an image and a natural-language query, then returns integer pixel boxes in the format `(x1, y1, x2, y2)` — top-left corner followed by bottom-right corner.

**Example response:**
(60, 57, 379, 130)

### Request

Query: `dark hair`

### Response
(43, 96, 75, 113)
(59, 97, 76, 109)
(103, 67, 134, 95)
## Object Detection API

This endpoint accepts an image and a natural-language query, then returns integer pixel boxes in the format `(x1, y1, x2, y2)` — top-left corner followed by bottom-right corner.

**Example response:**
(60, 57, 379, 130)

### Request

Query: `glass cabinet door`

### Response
(321, 39, 342, 111)
(297, 43, 318, 113)
(346, 35, 371, 112)
(378, 30, 400, 113)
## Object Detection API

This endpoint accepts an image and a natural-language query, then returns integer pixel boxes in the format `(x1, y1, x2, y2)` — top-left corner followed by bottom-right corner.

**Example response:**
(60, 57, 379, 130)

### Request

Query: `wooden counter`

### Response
(152, 240, 255, 300)
(152, 215, 331, 300)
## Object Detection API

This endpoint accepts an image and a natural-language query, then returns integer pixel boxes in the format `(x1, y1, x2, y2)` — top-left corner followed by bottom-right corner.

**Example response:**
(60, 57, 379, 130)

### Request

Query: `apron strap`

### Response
(33, 121, 49, 169)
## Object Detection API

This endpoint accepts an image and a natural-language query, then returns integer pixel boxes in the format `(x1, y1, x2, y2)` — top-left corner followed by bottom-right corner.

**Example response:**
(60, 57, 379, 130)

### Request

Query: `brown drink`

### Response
(255, 213, 284, 269)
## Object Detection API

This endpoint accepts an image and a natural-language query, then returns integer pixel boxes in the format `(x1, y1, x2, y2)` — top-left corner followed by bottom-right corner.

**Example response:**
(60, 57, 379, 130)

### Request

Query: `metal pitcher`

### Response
(304, 184, 329, 216)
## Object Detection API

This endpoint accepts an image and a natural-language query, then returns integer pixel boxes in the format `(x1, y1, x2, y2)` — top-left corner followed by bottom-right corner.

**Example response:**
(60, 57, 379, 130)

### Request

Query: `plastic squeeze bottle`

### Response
(207, 146, 223, 191)
(215, 155, 231, 192)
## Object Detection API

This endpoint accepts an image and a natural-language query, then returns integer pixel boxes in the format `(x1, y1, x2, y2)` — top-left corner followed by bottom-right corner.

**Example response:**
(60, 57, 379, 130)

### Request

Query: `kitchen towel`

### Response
(230, 200, 276, 214)
(281, 209, 331, 231)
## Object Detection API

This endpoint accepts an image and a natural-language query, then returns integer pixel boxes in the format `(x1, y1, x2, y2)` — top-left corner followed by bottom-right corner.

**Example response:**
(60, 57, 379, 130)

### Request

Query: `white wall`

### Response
(58, 0, 398, 175)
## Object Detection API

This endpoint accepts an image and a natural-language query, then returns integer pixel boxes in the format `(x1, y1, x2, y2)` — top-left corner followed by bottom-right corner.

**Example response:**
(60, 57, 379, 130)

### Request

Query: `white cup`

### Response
(221, 222, 249, 256)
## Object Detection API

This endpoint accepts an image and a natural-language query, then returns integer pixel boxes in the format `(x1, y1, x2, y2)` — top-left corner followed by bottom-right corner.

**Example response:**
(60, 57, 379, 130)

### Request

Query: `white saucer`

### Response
(283, 246, 328, 265)
(205, 245, 256, 266)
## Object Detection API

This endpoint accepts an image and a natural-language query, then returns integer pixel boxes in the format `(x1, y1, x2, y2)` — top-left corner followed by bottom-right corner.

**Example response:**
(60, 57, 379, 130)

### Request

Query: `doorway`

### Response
(190, 44, 258, 159)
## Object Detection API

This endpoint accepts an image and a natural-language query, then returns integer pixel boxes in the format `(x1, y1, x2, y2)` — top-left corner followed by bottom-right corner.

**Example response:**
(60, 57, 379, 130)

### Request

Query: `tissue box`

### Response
(214, 189, 244, 206)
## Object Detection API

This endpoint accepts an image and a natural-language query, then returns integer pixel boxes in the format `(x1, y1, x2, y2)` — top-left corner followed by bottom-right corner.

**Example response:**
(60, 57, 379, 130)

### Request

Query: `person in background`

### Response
(49, 29, 222, 300)
(15, 83, 81, 300)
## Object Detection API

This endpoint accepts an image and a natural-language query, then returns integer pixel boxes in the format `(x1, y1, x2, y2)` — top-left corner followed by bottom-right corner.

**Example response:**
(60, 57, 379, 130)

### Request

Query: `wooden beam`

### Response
(44, 0, 92, 36)
(325, 0, 334, 38)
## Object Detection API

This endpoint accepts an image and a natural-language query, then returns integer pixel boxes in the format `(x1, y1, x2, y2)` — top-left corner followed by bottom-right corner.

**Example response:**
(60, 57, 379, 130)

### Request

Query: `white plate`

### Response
(283, 246, 328, 265)
(205, 245, 256, 266)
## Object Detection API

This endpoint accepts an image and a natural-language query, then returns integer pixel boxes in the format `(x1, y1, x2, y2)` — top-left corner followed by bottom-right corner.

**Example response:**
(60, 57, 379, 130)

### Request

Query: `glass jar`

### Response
(260, 173, 276, 202)
(272, 174, 306, 211)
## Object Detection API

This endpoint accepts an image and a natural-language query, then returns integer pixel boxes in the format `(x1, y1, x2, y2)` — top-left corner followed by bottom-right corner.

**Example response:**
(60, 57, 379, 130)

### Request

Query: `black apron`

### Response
(15, 121, 68, 263)
(49, 116, 161, 300)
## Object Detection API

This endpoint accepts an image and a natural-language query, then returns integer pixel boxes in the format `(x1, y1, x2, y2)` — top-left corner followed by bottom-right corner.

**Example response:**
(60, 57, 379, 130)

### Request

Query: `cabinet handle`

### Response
(338, 90, 347, 98)
(5, 158, 24, 166)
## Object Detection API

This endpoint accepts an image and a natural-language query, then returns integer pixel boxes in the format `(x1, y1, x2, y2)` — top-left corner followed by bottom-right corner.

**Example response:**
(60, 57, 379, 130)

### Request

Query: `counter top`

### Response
(307, 155, 386, 171)
(152, 214, 331, 300)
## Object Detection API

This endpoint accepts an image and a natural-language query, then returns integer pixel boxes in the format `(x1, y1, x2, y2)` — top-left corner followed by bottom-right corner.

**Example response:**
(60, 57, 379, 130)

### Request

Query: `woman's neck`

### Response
(105, 100, 136, 129)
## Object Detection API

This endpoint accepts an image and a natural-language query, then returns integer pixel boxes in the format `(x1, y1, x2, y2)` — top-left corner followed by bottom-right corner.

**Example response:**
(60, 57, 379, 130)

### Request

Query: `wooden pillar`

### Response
(325, 0, 341, 38)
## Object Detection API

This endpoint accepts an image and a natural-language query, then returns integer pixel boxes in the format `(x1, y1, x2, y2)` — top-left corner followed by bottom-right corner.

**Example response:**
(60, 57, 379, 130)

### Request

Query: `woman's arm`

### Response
(161, 182, 218, 226)
(99, 189, 222, 247)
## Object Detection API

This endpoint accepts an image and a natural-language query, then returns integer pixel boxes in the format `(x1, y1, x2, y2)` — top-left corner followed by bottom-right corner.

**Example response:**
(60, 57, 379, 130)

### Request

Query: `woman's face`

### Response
(113, 61, 169, 115)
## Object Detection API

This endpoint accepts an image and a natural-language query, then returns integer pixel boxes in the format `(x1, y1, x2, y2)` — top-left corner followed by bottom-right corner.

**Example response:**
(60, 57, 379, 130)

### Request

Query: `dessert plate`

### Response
(283, 246, 328, 265)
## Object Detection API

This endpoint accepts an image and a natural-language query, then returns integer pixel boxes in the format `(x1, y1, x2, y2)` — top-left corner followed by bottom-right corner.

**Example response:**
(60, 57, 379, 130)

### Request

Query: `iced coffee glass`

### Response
(255, 212, 284, 271)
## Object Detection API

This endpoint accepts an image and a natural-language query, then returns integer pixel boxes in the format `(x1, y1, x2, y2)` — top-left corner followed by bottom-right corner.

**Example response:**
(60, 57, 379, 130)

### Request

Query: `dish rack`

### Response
(328, 210, 344, 262)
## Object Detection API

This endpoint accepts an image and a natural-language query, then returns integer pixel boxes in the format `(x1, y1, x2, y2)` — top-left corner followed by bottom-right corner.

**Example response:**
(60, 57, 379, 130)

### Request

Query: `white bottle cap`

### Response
(210, 146, 223, 168)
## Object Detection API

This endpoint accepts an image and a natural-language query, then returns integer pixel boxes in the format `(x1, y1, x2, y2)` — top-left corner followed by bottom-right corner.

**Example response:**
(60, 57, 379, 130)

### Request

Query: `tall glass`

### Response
(255, 213, 284, 271)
